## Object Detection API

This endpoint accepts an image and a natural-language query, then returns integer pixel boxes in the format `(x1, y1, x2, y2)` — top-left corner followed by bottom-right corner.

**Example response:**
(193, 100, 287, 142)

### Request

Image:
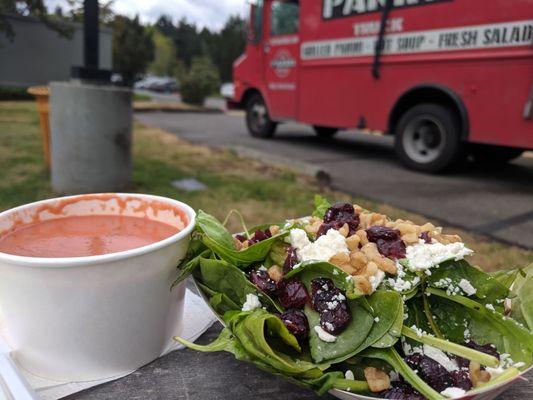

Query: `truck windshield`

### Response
(271, 0, 299, 36)
(247, 0, 264, 44)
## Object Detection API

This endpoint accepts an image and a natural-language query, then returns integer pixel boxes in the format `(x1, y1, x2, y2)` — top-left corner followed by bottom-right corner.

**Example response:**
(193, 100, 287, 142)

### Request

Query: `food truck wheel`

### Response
(313, 126, 338, 138)
(395, 103, 463, 173)
(246, 93, 278, 138)
(469, 145, 524, 164)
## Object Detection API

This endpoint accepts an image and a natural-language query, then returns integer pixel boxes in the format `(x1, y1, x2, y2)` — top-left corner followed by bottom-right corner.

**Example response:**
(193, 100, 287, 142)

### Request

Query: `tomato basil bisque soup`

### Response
(0, 215, 180, 258)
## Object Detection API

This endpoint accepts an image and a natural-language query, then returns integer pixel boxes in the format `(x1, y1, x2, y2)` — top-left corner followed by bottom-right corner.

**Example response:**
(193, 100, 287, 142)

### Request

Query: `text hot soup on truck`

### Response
(227, 0, 533, 172)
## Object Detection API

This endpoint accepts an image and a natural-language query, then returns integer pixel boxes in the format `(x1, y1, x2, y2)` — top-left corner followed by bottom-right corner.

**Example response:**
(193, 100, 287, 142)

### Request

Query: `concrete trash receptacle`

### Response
(50, 81, 132, 194)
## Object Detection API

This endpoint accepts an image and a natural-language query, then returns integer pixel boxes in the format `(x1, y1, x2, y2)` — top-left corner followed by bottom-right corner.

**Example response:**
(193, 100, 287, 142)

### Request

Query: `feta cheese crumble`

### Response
(374, 317, 380, 322)
(369, 269, 386, 291)
(404, 241, 473, 271)
(344, 370, 355, 380)
(314, 326, 337, 342)
(241, 294, 261, 311)
(423, 344, 458, 372)
(485, 303, 495, 311)
(441, 387, 466, 398)
(458, 279, 477, 296)
(289, 228, 348, 263)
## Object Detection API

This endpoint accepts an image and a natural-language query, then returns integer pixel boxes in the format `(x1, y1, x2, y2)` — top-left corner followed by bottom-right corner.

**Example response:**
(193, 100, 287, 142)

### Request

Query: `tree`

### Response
(174, 18, 202, 67)
(216, 16, 245, 82)
(154, 15, 177, 38)
(179, 56, 220, 106)
(0, 0, 71, 40)
(111, 15, 154, 86)
(66, 0, 115, 24)
(148, 30, 178, 77)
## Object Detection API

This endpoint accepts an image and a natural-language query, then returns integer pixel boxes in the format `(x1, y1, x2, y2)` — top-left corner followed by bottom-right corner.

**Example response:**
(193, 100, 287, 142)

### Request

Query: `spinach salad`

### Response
(175, 196, 533, 399)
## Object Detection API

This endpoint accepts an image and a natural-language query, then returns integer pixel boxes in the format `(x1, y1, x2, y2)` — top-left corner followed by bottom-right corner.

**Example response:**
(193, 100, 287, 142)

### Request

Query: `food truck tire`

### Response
(394, 103, 463, 173)
(469, 145, 524, 164)
(245, 93, 278, 138)
(313, 126, 338, 138)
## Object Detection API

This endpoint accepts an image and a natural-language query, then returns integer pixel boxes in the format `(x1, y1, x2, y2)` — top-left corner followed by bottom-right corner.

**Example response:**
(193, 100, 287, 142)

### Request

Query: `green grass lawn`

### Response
(0, 101, 531, 271)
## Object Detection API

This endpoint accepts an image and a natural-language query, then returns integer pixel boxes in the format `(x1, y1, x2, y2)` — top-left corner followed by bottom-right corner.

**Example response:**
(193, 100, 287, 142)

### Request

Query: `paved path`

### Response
(135, 111, 533, 249)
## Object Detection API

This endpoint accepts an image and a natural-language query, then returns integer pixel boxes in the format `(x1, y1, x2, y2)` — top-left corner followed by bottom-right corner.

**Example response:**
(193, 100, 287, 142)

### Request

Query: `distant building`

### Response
(0, 15, 112, 88)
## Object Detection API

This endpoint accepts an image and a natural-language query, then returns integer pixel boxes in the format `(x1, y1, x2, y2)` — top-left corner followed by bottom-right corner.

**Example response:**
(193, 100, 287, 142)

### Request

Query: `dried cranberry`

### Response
(277, 279, 308, 309)
(466, 340, 500, 360)
(320, 305, 351, 334)
(419, 231, 432, 244)
(249, 270, 277, 296)
(311, 277, 336, 295)
(376, 238, 406, 259)
(283, 246, 299, 272)
(366, 226, 401, 242)
(279, 309, 309, 339)
(316, 220, 344, 237)
(366, 226, 406, 259)
(310, 278, 351, 334)
(404, 354, 454, 392)
(324, 202, 355, 223)
(248, 229, 272, 245)
(311, 279, 342, 313)
(450, 370, 472, 391)
(382, 382, 425, 400)
(235, 234, 247, 242)
(317, 202, 360, 237)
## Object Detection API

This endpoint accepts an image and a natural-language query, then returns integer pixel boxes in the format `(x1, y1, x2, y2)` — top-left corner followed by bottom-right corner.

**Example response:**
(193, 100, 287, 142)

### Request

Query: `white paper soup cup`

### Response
(0, 193, 196, 382)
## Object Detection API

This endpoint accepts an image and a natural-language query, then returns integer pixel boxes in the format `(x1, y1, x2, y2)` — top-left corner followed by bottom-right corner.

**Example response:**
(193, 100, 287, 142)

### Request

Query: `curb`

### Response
(133, 102, 223, 114)
(229, 145, 332, 187)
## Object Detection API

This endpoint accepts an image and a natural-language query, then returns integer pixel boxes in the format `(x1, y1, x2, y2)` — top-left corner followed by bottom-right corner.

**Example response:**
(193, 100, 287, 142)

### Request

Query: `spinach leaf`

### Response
(427, 260, 509, 304)
(359, 347, 442, 400)
(490, 268, 521, 290)
(304, 301, 373, 363)
(196, 210, 235, 248)
(312, 195, 331, 218)
(196, 281, 242, 314)
(428, 287, 533, 367)
(285, 261, 365, 299)
(196, 210, 288, 268)
(172, 248, 211, 287)
(371, 293, 404, 349)
(330, 291, 403, 361)
(510, 264, 533, 331)
(267, 240, 289, 267)
(197, 257, 283, 312)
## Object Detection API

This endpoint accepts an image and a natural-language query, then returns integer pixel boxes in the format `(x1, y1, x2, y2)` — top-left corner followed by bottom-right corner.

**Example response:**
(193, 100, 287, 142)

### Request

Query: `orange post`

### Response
(27, 86, 51, 167)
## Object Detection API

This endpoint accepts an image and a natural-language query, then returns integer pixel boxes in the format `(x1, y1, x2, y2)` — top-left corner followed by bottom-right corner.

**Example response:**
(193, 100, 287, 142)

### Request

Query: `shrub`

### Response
(179, 57, 220, 106)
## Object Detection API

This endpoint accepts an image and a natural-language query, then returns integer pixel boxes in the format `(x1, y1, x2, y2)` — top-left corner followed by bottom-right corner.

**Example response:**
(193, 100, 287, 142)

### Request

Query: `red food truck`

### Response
(228, 0, 533, 172)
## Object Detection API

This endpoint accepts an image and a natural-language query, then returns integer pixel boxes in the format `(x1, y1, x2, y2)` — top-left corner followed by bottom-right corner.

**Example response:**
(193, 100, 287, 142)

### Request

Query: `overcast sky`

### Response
(46, 0, 245, 31)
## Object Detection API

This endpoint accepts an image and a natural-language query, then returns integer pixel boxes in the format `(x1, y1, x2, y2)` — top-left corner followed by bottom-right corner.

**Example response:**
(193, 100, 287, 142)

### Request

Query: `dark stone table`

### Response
(65, 322, 532, 400)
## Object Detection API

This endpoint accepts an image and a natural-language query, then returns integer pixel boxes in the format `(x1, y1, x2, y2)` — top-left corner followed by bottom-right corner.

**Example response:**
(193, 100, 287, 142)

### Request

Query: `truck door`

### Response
(264, 0, 299, 119)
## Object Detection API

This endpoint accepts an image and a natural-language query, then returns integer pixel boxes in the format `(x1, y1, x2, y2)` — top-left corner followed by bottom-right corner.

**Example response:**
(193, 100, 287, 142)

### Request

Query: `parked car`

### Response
(134, 76, 178, 93)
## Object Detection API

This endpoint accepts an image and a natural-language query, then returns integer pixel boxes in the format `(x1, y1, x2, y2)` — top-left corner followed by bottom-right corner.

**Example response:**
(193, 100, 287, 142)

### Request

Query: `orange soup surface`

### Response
(0, 215, 180, 258)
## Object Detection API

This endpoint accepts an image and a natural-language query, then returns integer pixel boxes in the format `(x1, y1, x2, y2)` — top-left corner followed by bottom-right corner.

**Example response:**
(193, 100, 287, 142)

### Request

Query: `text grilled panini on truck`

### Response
(226, 0, 533, 173)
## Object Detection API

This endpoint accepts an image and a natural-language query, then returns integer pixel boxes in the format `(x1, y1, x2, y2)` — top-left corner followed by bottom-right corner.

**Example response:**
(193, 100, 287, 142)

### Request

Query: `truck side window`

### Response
(248, 0, 264, 44)
(271, 0, 299, 36)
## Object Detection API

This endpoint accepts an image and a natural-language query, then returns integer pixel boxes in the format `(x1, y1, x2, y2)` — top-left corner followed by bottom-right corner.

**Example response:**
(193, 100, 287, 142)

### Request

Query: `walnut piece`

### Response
(469, 361, 491, 387)
(269, 225, 280, 236)
(233, 237, 243, 251)
(345, 234, 360, 251)
(352, 275, 372, 295)
(361, 243, 397, 274)
(364, 367, 391, 392)
(338, 223, 349, 238)
(267, 265, 283, 282)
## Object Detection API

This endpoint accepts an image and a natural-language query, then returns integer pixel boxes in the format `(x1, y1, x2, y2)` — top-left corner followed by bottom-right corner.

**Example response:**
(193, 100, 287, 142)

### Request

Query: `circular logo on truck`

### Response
(270, 49, 296, 78)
